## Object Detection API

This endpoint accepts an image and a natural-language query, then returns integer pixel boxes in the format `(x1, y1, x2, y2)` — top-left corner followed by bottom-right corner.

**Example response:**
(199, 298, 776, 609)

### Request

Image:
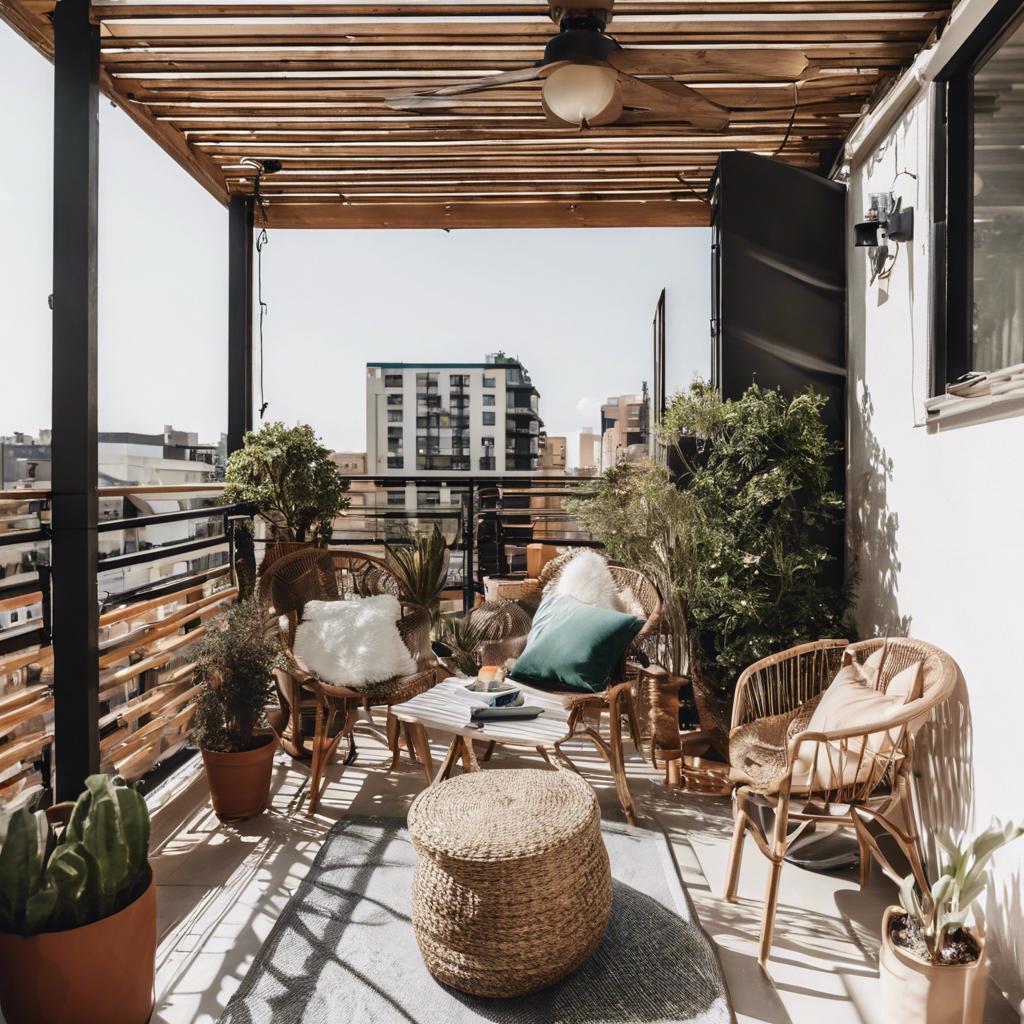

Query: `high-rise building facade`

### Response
(366, 354, 542, 476)
(600, 392, 650, 468)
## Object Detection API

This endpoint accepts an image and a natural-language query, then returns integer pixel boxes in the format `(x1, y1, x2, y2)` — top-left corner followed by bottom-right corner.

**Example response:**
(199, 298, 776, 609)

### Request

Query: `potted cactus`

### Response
(0, 775, 155, 1024)
(191, 598, 282, 820)
(880, 819, 1024, 1024)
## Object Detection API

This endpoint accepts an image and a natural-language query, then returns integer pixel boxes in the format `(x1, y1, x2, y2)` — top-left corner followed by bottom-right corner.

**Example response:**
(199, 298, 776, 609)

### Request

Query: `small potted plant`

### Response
(0, 775, 155, 1024)
(386, 525, 450, 629)
(191, 598, 282, 820)
(881, 819, 1023, 1024)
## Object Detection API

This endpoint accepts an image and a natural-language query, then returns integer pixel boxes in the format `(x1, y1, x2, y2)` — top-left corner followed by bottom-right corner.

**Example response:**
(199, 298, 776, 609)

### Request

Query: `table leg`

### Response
(480, 740, 496, 763)
(460, 737, 480, 773)
(434, 736, 462, 784)
(407, 723, 433, 785)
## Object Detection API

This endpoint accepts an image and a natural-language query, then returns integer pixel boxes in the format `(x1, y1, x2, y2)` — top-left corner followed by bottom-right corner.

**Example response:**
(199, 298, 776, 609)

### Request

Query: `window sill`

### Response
(924, 386, 1024, 425)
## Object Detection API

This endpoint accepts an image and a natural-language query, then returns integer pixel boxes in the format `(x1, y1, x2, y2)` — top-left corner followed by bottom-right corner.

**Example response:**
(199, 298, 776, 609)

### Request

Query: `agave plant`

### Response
(385, 525, 450, 622)
(898, 819, 1024, 963)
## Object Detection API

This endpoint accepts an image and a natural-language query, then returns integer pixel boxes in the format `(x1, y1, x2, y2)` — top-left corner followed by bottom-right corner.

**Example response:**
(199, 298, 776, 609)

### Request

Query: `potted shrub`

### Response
(657, 380, 852, 745)
(881, 820, 1023, 1024)
(0, 775, 155, 1024)
(224, 421, 350, 545)
(192, 598, 282, 820)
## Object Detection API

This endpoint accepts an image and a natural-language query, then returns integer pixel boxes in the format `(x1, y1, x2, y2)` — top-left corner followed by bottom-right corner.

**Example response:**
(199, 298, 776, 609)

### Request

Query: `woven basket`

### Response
(408, 768, 612, 997)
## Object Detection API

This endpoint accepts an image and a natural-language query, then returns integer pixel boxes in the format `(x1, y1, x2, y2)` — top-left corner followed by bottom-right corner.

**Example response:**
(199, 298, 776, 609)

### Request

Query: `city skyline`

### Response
(1, 26, 711, 469)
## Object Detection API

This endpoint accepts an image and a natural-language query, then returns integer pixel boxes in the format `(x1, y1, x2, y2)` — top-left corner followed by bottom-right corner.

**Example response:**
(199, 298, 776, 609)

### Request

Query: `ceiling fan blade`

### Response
(608, 48, 808, 81)
(615, 74, 729, 130)
(386, 64, 547, 111)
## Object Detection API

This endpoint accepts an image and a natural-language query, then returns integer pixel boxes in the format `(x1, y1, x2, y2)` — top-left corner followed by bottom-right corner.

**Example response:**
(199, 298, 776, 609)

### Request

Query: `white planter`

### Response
(879, 906, 989, 1024)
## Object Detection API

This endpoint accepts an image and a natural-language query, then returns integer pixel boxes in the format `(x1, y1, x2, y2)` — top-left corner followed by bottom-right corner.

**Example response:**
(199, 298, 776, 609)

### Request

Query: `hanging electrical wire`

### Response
(239, 158, 281, 420)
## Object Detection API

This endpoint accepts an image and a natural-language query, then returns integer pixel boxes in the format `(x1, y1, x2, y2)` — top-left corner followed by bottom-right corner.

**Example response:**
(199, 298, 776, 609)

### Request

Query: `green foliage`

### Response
(566, 462, 696, 675)
(660, 379, 850, 689)
(899, 820, 1024, 963)
(0, 776, 151, 937)
(386, 525, 450, 622)
(223, 421, 350, 544)
(190, 598, 281, 753)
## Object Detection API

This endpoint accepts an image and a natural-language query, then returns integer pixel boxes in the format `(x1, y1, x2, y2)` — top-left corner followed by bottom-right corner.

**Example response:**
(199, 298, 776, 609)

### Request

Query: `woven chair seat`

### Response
(728, 695, 821, 794)
(408, 769, 611, 998)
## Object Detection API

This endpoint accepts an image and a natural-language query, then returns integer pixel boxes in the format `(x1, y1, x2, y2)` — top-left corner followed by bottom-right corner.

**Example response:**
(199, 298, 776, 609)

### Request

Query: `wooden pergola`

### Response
(3, 0, 949, 229)
(0, 0, 947, 798)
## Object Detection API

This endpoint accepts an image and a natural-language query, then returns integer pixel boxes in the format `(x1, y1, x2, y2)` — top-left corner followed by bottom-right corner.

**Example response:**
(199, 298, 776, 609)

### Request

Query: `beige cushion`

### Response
(792, 660, 922, 789)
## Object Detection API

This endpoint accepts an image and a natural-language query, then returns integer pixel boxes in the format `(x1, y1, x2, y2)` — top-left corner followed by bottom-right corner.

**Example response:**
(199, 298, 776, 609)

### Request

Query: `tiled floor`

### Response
(145, 725, 1018, 1024)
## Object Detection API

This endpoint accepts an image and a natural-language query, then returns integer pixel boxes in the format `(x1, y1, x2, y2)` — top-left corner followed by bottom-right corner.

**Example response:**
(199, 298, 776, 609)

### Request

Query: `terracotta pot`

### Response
(880, 906, 989, 1024)
(0, 878, 156, 1024)
(202, 733, 278, 820)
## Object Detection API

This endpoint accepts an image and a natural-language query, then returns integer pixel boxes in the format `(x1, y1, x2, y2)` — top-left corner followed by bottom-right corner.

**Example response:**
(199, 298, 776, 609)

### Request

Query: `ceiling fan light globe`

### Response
(541, 64, 620, 127)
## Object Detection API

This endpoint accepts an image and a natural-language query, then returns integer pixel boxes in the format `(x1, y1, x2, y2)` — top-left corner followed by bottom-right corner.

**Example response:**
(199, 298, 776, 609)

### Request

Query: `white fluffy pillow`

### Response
(293, 595, 417, 690)
(553, 551, 626, 613)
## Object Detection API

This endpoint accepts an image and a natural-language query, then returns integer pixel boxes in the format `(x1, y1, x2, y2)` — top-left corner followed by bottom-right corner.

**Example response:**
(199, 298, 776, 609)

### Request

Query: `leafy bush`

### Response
(0, 776, 150, 936)
(661, 380, 851, 691)
(190, 599, 281, 753)
(224, 421, 350, 544)
(897, 820, 1023, 963)
(567, 462, 696, 677)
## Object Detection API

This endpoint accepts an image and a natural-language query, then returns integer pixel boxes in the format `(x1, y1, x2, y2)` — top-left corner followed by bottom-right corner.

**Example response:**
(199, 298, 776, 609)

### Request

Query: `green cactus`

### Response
(0, 775, 151, 937)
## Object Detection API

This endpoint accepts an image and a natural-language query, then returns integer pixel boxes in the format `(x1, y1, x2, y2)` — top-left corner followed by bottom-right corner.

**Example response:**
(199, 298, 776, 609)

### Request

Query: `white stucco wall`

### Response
(846, 84, 1024, 1012)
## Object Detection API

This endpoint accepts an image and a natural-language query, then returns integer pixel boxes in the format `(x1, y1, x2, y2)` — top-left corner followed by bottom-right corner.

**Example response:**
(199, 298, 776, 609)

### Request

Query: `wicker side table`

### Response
(407, 768, 612, 998)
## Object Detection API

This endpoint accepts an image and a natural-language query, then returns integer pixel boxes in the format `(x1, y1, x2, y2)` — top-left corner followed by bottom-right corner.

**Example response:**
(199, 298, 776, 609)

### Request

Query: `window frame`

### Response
(933, 0, 1024, 394)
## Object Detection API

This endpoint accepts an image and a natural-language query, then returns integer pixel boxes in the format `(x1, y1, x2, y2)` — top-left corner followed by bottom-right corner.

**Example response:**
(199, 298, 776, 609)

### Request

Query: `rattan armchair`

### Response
(479, 549, 665, 826)
(260, 547, 436, 814)
(724, 637, 959, 966)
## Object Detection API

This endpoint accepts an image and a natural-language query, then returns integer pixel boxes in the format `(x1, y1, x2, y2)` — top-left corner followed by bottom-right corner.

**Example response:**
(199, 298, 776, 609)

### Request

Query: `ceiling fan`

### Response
(386, 0, 809, 131)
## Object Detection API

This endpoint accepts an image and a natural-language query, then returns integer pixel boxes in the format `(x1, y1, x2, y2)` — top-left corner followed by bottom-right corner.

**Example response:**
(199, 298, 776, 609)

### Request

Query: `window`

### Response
(479, 456, 496, 471)
(450, 374, 470, 388)
(384, 373, 403, 388)
(936, 0, 1024, 390)
(387, 490, 406, 506)
(386, 393, 403, 406)
(387, 456, 404, 469)
(482, 394, 495, 406)
(421, 491, 441, 507)
(481, 435, 495, 449)
(387, 409, 402, 423)
(482, 375, 496, 388)
(482, 411, 495, 426)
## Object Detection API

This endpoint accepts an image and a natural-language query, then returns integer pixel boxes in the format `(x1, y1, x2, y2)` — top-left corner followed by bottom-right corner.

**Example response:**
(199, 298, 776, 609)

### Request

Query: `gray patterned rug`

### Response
(220, 816, 733, 1024)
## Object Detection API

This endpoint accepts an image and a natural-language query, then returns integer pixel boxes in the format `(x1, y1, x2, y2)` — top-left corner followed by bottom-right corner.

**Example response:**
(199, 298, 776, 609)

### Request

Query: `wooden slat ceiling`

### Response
(0, 0, 950, 228)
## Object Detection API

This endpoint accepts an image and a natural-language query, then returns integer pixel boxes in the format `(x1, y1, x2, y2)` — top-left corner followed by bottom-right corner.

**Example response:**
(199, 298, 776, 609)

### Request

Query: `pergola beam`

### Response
(50, 0, 100, 800)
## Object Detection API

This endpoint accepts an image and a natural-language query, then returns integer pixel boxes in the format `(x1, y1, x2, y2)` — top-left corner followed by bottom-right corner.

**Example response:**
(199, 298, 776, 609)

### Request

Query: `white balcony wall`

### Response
(846, 72, 1024, 1010)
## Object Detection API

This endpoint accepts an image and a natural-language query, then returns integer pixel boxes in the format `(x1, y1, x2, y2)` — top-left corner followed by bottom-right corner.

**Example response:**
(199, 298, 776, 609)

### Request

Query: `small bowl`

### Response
(465, 678, 522, 708)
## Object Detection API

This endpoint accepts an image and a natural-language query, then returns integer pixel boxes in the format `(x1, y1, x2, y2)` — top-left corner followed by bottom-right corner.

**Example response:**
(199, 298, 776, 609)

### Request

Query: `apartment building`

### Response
(366, 354, 542, 477)
(538, 434, 567, 474)
(600, 392, 650, 469)
(577, 428, 600, 475)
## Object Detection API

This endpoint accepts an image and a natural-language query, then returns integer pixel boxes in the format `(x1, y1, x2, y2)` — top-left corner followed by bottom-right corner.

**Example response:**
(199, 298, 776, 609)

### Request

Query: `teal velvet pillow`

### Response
(510, 592, 643, 693)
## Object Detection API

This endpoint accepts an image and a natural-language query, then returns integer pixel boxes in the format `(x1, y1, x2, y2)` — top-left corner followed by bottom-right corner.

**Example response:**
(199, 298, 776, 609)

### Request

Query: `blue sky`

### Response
(0, 26, 711, 466)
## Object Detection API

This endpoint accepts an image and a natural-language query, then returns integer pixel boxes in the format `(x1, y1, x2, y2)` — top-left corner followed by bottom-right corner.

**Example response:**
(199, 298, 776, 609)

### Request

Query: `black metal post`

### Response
(51, 0, 100, 799)
(227, 196, 254, 454)
(462, 486, 475, 613)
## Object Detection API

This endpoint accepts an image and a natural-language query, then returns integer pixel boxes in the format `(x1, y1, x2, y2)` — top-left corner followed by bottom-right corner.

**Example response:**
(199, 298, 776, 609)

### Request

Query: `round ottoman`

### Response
(407, 768, 612, 998)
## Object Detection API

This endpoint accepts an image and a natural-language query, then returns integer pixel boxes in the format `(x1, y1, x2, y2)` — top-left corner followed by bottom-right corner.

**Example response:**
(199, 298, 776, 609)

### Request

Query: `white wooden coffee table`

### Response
(391, 679, 636, 821)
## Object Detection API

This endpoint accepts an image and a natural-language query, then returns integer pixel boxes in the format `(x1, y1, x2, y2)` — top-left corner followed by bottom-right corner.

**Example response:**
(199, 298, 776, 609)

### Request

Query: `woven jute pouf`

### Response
(407, 768, 612, 998)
